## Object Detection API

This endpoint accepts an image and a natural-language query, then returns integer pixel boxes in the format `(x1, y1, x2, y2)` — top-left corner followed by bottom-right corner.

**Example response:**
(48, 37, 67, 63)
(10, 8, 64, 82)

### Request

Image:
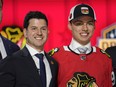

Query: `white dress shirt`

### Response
(0, 36, 7, 59)
(69, 38, 92, 54)
(26, 44, 52, 87)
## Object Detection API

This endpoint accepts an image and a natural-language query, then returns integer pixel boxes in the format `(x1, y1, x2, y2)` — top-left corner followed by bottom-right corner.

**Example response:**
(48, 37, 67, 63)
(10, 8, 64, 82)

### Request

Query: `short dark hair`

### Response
(23, 11, 48, 28)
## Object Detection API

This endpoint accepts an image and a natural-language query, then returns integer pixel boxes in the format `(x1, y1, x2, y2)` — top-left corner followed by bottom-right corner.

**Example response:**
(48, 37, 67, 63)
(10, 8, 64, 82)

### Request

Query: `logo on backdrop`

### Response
(98, 23, 116, 50)
(0, 26, 26, 48)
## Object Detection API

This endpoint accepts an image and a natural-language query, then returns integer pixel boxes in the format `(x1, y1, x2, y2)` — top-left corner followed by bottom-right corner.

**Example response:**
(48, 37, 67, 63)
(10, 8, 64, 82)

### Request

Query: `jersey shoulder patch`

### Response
(100, 49, 110, 58)
(48, 48, 59, 56)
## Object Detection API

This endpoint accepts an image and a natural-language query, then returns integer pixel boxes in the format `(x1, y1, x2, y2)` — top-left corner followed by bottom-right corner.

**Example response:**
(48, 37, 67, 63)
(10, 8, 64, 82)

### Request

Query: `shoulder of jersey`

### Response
(100, 49, 111, 58)
(48, 48, 59, 56)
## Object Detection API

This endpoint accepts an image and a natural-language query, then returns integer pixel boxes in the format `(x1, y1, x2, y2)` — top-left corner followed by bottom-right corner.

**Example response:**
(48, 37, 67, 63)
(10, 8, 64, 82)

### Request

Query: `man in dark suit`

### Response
(0, 0, 20, 59)
(0, 11, 58, 87)
(106, 46, 116, 87)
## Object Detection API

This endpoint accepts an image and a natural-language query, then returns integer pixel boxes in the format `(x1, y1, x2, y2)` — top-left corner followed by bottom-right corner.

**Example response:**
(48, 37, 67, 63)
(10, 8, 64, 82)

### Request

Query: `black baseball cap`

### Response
(68, 4, 96, 21)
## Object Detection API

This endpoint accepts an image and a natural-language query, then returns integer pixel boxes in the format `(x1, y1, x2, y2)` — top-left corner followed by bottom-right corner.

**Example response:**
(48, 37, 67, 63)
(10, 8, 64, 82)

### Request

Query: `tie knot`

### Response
(35, 53, 44, 60)
(77, 47, 88, 54)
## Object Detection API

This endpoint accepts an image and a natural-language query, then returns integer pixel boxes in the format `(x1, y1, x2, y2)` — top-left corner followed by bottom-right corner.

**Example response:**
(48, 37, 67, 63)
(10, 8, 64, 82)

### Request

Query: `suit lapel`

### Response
(21, 48, 57, 87)
(45, 52, 56, 86)
(21, 47, 42, 86)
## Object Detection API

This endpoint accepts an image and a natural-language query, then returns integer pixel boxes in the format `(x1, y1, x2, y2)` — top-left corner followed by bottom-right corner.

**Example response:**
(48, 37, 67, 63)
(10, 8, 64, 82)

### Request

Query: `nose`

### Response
(37, 29, 42, 35)
(82, 23, 88, 31)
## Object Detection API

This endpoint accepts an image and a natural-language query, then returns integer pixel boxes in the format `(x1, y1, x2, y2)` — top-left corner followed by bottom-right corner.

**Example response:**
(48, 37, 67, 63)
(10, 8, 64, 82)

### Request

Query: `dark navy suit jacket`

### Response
(0, 47, 58, 87)
(106, 46, 116, 87)
(0, 35, 20, 59)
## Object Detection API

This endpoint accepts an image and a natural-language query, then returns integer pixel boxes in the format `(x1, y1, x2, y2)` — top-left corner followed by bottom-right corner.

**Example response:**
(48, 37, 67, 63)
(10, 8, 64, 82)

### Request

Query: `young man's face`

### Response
(23, 18, 49, 52)
(69, 16, 95, 45)
(0, 0, 2, 23)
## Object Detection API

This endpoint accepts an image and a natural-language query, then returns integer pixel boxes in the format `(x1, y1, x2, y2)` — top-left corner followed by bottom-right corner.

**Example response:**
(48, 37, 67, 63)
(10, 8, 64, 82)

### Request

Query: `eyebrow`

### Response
(31, 26, 48, 29)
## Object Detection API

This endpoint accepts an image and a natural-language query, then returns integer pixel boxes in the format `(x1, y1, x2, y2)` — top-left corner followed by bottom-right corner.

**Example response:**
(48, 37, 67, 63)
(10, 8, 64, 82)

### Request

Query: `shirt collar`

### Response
(26, 44, 44, 56)
(69, 38, 91, 52)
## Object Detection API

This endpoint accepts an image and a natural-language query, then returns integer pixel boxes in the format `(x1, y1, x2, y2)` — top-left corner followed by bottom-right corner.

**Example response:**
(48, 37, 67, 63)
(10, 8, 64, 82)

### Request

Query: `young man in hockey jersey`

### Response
(49, 3, 112, 87)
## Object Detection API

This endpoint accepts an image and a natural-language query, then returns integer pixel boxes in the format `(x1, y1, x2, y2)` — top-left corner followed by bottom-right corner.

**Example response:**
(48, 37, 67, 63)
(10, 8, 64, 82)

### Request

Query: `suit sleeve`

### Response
(0, 57, 15, 87)
(107, 58, 113, 87)
(105, 48, 116, 86)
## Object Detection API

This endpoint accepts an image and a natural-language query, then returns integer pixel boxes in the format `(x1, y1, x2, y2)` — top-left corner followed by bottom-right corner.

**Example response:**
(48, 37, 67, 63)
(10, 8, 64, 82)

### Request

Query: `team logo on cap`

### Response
(81, 7, 89, 14)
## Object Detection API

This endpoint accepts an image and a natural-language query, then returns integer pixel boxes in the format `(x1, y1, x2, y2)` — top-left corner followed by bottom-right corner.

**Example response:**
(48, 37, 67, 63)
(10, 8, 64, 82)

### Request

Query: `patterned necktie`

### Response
(77, 47, 88, 54)
(35, 53, 46, 87)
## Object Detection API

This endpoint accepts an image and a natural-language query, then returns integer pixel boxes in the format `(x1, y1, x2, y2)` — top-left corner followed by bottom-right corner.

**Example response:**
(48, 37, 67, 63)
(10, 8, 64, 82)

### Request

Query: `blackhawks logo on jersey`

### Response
(67, 72, 98, 87)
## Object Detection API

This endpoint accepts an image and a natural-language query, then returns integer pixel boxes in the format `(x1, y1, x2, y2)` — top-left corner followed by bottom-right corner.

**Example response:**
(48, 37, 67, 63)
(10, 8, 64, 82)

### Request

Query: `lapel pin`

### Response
(51, 61, 54, 64)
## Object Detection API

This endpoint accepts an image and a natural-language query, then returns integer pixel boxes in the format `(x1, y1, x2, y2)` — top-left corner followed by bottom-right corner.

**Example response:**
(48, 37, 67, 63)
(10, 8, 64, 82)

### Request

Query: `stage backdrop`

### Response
(0, 0, 116, 51)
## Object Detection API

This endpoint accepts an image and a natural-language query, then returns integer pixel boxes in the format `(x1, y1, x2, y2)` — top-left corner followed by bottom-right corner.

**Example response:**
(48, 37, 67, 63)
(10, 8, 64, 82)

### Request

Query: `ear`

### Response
(68, 22, 72, 30)
(23, 28, 27, 38)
